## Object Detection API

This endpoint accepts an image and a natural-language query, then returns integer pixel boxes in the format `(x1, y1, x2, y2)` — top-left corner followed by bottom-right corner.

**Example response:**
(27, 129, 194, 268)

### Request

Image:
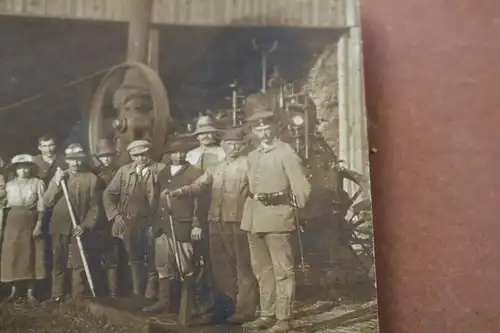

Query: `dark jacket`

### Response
(32, 154, 68, 187)
(103, 161, 166, 225)
(155, 164, 202, 242)
(43, 170, 102, 235)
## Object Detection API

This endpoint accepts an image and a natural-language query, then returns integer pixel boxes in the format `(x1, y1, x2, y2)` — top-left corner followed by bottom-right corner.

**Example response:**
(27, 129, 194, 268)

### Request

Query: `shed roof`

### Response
(0, 0, 345, 28)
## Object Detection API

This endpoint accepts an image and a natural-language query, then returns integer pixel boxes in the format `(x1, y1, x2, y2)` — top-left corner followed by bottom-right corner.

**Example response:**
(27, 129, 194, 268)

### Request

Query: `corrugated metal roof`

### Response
(0, 0, 345, 28)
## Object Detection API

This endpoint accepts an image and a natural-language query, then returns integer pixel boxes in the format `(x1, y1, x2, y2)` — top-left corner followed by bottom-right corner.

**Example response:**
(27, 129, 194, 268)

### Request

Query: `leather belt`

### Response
(248, 191, 290, 206)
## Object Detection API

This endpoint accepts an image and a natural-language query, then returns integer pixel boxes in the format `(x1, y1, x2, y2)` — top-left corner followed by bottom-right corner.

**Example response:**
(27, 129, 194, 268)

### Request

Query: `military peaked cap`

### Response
(246, 111, 275, 127)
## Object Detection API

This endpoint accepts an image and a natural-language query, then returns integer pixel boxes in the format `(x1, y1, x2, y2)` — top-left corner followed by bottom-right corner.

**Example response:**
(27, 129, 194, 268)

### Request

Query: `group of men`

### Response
(10, 110, 311, 333)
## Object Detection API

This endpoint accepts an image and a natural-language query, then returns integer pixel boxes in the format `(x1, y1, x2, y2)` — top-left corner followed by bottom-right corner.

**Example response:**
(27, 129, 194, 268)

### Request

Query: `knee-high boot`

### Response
(142, 278, 171, 313)
(144, 271, 158, 300)
(107, 267, 118, 298)
(130, 264, 144, 296)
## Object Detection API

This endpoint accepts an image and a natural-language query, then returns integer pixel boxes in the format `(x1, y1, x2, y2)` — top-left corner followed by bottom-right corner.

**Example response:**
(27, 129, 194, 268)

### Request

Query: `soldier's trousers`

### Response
(210, 222, 258, 317)
(247, 232, 295, 321)
(51, 234, 89, 298)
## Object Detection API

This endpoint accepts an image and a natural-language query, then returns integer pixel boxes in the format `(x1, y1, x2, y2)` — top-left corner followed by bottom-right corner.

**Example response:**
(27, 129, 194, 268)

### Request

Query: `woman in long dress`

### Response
(0, 154, 46, 302)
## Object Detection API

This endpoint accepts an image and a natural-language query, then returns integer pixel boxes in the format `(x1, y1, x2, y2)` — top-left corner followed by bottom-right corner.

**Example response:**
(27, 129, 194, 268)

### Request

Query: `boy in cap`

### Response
(103, 139, 166, 298)
(240, 111, 311, 333)
(44, 143, 102, 302)
(169, 127, 258, 324)
(91, 138, 121, 298)
(142, 140, 202, 314)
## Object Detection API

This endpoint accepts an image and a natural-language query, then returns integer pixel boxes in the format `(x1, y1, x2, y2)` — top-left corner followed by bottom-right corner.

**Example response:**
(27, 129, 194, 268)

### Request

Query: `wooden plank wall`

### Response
(0, 0, 345, 28)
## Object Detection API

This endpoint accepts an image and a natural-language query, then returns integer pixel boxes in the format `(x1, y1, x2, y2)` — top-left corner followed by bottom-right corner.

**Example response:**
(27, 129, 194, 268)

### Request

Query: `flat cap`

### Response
(222, 127, 246, 141)
(127, 140, 152, 155)
(246, 111, 275, 127)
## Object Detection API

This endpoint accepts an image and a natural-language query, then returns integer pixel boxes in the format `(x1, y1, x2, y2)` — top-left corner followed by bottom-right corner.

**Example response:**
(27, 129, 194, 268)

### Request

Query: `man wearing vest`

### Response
(103, 140, 166, 298)
(142, 140, 202, 315)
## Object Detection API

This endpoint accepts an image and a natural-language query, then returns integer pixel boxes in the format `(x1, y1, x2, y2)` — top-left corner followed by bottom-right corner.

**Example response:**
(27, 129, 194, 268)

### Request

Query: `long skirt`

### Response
(1, 207, 46, 282)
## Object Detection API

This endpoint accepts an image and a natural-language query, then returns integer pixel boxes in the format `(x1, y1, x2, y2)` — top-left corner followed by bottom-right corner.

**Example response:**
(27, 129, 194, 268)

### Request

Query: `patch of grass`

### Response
(0, 299, 142, 333)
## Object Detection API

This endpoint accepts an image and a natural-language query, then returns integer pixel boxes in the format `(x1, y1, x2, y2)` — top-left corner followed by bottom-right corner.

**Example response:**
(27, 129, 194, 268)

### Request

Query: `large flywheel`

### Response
(88, 62, 171, 165)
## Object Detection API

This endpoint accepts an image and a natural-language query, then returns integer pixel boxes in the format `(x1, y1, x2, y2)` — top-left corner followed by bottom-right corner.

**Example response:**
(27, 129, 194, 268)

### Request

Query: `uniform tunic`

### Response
(242, 139, 311, 321)
(154, 164, 201, 279)
(182, 156, 258, 317)
(1, 178, 46, 282)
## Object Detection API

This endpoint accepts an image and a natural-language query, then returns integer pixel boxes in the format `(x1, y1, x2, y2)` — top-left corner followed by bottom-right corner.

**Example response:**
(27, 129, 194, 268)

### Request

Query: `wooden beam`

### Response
(147, 27, 160, 72)
(127, 0, 154, 63)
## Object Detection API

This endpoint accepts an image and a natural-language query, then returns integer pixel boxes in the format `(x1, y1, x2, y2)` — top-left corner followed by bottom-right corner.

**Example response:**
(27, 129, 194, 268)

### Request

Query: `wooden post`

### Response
(148, 27, 160, 72)
(127, 0, 154, 63)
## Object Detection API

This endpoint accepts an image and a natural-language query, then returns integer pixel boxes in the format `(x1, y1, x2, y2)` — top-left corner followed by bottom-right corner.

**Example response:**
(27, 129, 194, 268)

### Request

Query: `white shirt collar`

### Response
(170, 165, 183, 176)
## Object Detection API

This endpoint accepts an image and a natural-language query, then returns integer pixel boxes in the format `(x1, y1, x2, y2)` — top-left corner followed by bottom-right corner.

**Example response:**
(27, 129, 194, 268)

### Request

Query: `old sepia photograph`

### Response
(0, 0, 376, 332)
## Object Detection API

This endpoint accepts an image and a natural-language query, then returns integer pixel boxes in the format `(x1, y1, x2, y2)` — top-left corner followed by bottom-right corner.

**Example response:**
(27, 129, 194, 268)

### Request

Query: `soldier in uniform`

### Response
(186, 116, 225, 315)
(103, 140, 166, 298)
(142, 140, 202, 313)
(44, 143, 102, 302)
(170, 127, 258, 324)
(241, 112, 311, 333)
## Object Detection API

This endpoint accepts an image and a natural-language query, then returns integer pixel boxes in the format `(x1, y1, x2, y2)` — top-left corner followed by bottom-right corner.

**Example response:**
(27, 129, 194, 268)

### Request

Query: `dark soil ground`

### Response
(0, 298, 142, 333)
(0, 297, 379, 333)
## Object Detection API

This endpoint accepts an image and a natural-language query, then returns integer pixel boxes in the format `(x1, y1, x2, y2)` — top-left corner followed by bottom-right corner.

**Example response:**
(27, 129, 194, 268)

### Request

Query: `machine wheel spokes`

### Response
(88, 62, 171, 163)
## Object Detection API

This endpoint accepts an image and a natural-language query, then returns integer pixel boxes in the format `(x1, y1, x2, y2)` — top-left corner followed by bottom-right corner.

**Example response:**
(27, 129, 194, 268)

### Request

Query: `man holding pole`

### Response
(142, 140, 201, 321)
(44, 143, 102, 302)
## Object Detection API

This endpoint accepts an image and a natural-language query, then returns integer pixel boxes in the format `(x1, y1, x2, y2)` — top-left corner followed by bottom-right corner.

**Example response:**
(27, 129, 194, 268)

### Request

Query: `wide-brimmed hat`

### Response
(9, 154, 38, 174)
(95, 138, 116, 157)
(65, 143, 87, 160)
(192, 115, 219, 136)
(127, 140, 152, 155)
(221, 127, 246, 142)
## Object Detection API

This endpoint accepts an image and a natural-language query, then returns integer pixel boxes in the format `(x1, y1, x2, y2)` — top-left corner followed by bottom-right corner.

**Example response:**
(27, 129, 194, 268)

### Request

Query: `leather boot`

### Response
(144, 271, 158, 300)
(142, 278, 171, 313)
(130, 265, 144, 296)
(107, 268, 118, 298)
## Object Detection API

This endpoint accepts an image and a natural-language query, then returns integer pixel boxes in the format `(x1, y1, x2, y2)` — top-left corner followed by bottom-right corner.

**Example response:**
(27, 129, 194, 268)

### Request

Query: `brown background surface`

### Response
(362, 0, 500, 332)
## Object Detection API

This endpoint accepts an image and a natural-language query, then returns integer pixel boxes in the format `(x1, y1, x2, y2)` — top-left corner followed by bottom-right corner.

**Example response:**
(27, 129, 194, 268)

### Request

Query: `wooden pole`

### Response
(127, 0, 154, 63)
(148, 27, 160, 72)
